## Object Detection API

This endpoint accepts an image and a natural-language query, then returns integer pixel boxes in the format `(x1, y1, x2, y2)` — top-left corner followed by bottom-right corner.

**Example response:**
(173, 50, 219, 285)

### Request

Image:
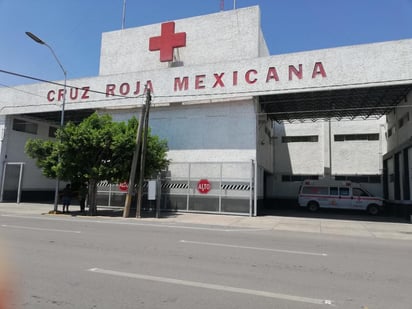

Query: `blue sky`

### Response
(1, 0, 412, 86)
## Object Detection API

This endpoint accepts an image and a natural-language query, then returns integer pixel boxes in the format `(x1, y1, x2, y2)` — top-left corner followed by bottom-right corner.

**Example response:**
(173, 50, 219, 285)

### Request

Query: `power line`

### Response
(0, 82, 44, 98)
(0, 69, 143, 100)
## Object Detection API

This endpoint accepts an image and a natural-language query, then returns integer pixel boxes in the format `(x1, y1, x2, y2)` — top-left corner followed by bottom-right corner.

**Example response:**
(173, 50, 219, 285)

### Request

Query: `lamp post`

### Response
(26, 31, 67, 213)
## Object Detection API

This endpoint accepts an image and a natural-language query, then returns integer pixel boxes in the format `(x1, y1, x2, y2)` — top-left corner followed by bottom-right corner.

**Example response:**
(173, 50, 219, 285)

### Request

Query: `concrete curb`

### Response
(1, 203, 412, 240)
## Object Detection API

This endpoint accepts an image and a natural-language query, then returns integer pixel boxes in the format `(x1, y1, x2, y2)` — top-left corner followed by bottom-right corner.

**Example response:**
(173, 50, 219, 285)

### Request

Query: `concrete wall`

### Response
(274, 122, 325, 175)
(1, 116, 56, 190)
(266, 118, 386, 200)
(108, 98, 257, 164)
(100, 6, 265, 75)
(331, 119, 386, 175)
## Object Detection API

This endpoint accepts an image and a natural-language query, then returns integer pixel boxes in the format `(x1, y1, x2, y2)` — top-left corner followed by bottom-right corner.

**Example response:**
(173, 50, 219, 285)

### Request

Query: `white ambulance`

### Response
(298, 179, 384, 215)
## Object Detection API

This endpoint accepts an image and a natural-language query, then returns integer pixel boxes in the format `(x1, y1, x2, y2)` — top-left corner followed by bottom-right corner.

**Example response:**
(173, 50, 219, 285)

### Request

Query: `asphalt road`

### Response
(1, 213, 411, 309)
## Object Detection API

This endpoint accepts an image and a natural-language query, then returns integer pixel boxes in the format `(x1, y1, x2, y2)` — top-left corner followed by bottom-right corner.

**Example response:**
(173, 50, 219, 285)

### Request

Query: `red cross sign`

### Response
(149, 22, 186, 62)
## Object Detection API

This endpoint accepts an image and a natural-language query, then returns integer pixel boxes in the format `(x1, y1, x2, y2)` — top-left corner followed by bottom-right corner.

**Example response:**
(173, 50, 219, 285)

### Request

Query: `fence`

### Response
(96, 161, 255, 216)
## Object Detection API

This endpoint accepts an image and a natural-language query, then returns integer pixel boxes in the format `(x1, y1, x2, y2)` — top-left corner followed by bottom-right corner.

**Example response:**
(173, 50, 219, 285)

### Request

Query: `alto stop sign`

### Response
(197, 179, 211, 194)
(119, 182, 128, 191)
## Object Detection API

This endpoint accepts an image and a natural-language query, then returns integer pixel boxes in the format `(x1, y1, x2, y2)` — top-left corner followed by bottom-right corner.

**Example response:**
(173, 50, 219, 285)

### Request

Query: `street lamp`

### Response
(26, 31, 67, 213)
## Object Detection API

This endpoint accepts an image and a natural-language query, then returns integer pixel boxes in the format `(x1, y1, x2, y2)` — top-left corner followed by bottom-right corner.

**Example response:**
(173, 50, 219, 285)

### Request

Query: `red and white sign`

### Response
(197, 179, 211, 194)
(149, 21, 187, 62)
(45, 62, 327, 103)
(119, 182, 128, 191)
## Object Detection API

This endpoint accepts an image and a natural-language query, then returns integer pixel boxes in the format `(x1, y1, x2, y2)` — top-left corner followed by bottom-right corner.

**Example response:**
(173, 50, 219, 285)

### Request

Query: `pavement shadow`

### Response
(261, 205, 410, 223)
(59, 204, 410, 224)
(63, 207, 182, 219)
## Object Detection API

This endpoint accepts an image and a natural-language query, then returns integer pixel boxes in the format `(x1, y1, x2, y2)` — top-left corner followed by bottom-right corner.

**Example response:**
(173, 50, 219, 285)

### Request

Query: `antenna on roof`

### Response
(122, 0, 126, 29)
(220, 0, 224, 11)
(233, 0, 236, 9)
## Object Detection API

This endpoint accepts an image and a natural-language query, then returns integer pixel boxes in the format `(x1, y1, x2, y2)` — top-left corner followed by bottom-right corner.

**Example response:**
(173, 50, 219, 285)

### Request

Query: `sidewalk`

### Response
(1, 202, 412, 240)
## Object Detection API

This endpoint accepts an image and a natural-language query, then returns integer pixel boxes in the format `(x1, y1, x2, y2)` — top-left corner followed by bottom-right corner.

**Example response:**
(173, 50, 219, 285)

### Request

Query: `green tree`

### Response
(25, 113, 169, 215)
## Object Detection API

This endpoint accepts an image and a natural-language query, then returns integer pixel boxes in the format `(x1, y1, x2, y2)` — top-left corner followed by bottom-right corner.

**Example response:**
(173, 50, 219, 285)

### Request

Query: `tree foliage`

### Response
(25, 113, 169, 215)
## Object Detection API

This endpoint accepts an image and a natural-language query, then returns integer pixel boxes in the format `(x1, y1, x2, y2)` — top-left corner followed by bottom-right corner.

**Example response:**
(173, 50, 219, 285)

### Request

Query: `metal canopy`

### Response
(260, 84, 412, 123)
(20, 109, 96, 125)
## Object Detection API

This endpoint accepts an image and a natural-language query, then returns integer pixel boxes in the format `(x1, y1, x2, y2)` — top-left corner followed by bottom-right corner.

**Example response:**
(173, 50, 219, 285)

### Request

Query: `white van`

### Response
(298, 179, 384, 215)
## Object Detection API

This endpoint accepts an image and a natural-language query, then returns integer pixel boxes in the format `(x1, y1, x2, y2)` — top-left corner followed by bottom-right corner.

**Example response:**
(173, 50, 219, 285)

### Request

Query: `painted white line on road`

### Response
(180, 240, 328, 256)
(1, 224, 81, 234)
(88, 267, 334, 306)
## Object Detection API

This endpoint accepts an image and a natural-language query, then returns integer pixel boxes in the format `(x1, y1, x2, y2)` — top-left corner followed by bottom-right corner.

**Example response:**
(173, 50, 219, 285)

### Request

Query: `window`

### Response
(282, 175, 319, 182)
(302, 186, 328, 195)
(339, 187, 350, 196)
(12, 119, 38, 134)
(335, 175, 381, 183)
(369, 175, 381, 183)
(282, 135, 318, 143)
(352, 188, 368, 197)
(49, 126, 58, 138)
(334, 134, 379, 142)
(330, 187, 339, 195)
(345, 176, 368, 183)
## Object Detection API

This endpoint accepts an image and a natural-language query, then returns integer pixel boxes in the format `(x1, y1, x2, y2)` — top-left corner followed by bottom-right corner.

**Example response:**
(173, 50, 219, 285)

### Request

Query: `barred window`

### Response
(282, 175, 319, 182)
(335, 175, 381, 183)
(334, 134, 379, 142)
(282, 135, 318, 143)
(12, 119, 38, 135)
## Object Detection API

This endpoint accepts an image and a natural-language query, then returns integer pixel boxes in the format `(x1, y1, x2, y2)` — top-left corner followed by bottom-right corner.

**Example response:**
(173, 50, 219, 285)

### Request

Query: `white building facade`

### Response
(384, 93, 412, 202)
(0, 6, 411, 214)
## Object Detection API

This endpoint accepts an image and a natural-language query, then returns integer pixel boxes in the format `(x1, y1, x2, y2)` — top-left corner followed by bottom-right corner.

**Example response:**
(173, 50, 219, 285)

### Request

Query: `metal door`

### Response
(1, 162, 24, 203)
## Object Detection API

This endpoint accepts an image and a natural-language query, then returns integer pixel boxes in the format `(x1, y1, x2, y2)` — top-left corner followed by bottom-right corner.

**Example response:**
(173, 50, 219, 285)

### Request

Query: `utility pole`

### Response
(136, 89, 152, 218)
(122, 88, 151, 217)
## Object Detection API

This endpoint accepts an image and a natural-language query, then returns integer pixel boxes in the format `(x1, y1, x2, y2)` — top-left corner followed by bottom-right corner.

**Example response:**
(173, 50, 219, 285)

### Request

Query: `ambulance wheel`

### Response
(367, 204, 379, 215)
(307, 201, 319, 212)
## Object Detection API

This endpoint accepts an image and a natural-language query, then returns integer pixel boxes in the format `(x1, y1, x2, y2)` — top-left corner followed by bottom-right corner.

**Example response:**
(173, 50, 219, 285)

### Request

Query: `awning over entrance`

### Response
(260, 84, 412, 122)
(19, 109, 95, 125)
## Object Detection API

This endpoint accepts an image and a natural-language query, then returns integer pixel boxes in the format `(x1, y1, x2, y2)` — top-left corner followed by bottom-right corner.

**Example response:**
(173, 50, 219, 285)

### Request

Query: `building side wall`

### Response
(386, 93, 412, 151)
(1, 116, 56, 190)
(331, 119, 386, 175)
(274, 122, 325, 175)
(384, 90, 412, 200)
(267, 119, 386, 200)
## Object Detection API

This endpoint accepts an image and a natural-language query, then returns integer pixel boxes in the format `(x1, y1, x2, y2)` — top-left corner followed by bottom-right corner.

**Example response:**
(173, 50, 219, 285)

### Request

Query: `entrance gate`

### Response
(160, 161, 255, 216)
(96, 161, 256, 216)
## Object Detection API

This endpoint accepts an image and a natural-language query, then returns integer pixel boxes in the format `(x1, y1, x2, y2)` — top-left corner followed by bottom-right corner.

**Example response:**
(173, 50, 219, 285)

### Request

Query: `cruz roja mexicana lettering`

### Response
(45, 62, 326, 102)
(174, 62, 326, 91)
